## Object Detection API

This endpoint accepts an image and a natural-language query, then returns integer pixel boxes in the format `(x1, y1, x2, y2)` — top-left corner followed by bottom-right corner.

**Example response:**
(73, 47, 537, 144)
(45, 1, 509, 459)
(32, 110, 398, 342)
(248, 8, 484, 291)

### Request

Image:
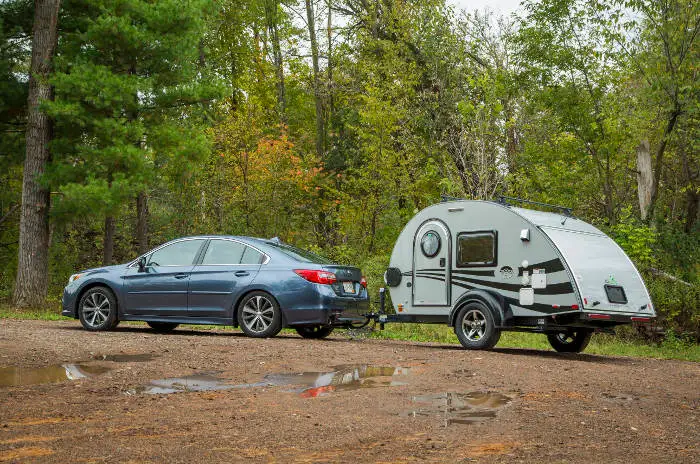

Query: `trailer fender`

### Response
(449, 290, 512, 328)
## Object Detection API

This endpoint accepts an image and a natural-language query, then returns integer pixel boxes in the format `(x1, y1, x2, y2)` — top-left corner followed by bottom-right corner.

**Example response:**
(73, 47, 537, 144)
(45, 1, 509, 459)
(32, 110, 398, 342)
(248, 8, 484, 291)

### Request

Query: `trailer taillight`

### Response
(588, 314, 611, 320)
(571, 304, 579, 310)
(294, 269, 337, 285)
(631, 317, 651, 322)
(360, 276, 367, 288)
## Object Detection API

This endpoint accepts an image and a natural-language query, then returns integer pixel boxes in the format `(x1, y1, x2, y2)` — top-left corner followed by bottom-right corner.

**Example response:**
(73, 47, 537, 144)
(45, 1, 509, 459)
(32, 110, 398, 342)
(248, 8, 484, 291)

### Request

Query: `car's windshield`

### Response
(270, 243, 333, 264)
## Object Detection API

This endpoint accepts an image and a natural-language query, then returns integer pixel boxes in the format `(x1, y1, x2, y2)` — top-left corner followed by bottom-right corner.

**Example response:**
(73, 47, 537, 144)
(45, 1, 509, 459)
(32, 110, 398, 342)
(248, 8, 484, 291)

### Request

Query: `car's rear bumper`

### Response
(283, 294, 370, 327)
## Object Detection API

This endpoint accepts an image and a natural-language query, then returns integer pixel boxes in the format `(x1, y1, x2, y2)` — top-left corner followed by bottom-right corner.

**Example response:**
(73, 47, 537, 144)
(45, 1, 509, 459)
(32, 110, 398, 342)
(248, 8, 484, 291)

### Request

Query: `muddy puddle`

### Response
(403, 392, 512, 425)
(0, 364, 111, 387)
(139, 365, 410, 396)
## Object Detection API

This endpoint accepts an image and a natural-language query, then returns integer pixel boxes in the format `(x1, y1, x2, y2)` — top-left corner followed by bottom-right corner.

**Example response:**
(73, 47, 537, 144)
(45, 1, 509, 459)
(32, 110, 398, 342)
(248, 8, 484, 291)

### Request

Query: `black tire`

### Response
(295, 326, 334, 339)
(147, 322, 180, 332)
(78, 286, 119, 331)
(547, 329, 593, 353)
(237, 291, 282, 338)
(453, 302, 501, 350)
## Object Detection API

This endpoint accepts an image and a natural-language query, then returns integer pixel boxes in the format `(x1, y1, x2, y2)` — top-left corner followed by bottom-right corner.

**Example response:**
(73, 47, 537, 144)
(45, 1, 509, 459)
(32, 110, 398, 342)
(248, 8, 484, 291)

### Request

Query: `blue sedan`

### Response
(62, 236, 369, 339)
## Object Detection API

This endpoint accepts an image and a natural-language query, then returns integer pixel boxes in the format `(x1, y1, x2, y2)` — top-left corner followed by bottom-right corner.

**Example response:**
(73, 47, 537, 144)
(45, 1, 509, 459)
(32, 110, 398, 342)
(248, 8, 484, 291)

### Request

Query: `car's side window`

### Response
(240, 246, 264, 265)
(201, 240, 246, 265)
(147, 239, 205, 267)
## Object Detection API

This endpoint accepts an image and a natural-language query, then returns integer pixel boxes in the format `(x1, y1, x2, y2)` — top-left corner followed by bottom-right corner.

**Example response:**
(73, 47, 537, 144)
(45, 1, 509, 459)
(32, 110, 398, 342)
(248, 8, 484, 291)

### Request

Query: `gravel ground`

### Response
(0, 319, 698, 463)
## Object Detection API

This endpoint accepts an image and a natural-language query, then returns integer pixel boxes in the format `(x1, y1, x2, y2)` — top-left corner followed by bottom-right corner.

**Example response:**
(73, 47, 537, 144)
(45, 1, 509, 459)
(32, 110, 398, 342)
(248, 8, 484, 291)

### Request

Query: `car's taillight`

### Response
(294, 269, 337, 285)
(360, 276, 367, 288)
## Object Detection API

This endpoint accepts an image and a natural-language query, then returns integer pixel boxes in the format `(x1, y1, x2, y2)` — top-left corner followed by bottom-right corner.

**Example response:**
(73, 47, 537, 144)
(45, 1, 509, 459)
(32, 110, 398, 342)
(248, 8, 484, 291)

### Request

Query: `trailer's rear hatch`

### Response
(540, 227, 654, 315)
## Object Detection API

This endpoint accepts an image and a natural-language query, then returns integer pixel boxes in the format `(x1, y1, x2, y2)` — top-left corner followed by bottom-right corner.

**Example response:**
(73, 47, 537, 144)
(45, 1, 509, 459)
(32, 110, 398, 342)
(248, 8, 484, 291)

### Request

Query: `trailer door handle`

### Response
(439, 258, 446, 267)
(174, 273, 189, 279)
(235, 271, 250, 277)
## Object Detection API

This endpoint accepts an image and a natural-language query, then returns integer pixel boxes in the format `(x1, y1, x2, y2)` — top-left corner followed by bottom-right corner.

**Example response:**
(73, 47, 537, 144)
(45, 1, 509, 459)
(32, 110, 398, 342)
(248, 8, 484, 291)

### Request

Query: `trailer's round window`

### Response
(420, 231, 441, 258)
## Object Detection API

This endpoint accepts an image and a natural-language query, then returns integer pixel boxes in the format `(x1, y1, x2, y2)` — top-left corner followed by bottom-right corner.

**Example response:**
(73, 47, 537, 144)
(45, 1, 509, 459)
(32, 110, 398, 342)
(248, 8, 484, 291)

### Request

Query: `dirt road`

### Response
(0, 320, 697, 463)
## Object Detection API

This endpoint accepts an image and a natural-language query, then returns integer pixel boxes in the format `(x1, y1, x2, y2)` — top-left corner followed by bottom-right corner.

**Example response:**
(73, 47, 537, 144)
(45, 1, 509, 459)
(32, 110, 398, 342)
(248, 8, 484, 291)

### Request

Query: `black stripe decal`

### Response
(415, 276, 572, 314)
(416, 273, 574, 295)
(518, 258, 565, 276)
(451, 275, 574, 295)
(417, 268, 495, 277)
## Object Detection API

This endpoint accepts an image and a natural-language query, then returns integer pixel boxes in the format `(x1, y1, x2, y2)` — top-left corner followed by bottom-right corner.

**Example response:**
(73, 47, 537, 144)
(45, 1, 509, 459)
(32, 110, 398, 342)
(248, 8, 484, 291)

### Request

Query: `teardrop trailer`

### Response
(364, 197, 656, 353)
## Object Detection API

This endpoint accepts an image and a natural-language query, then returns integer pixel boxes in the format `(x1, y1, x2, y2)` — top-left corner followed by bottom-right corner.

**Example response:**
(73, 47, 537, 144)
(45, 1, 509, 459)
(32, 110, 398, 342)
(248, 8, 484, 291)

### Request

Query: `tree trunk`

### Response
(326, 0, 334, 126)
(13, 0, 61, 308)
(305, 0, 325, 157)
(103, 215, 115, 265)
(265, 0, 286, 121)
(636, 140, 653, 220)
(136, 192, 148, 254)
(647, 108, 681, 222)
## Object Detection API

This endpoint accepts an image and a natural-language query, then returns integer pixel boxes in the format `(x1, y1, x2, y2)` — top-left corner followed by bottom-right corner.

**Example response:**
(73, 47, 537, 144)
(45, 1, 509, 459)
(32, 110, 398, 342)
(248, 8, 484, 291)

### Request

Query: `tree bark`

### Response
(103, 215, 115, 266)
(647, 108, 681, 222)
(13, 0, 61, 308)
(136, 192, 148, 254)
(265, 0, 286, 122)
(305, 0, 325, 157)
(636, 140, 653, 220)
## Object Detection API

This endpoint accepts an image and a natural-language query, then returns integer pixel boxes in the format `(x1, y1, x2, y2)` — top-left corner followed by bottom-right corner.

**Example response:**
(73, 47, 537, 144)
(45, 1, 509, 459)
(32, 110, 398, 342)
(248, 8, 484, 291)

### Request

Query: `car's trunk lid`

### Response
(324, 265, 363, 297)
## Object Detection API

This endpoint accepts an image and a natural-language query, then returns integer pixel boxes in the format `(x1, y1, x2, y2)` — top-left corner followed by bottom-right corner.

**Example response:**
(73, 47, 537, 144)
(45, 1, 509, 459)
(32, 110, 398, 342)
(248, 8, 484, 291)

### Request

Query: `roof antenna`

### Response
(269, 236, 281, 245)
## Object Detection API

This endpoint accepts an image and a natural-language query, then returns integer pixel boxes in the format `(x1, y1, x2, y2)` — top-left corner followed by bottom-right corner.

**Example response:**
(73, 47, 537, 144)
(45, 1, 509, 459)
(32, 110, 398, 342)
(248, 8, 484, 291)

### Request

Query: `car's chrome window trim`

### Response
(127, 237, 207, 268)
(199, 238, 270, 266)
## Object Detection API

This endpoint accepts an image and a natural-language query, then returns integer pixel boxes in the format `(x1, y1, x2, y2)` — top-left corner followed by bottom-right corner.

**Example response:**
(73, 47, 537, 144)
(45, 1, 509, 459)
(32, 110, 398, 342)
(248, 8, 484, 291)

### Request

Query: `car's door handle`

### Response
(235, 271, 250, 277)
(174, 273, 189, 279)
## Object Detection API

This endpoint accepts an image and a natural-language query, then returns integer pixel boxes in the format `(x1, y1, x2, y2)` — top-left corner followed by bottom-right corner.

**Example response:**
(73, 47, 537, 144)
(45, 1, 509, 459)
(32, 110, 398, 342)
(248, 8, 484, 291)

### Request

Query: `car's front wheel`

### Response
(79, 286, 119, 331)
(237, 291, 282, 338)
(295, 326, 334, 339)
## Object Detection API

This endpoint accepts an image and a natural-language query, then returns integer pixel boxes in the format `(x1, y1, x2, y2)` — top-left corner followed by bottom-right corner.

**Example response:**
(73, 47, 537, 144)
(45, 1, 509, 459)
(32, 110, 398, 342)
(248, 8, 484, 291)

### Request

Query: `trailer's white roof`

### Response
(508, 206, 604, 235)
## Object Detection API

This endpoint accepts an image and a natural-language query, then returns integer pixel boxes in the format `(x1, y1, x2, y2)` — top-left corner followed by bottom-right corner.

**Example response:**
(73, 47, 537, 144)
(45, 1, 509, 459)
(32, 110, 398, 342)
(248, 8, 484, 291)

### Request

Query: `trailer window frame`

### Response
(456, 230, 498, 268)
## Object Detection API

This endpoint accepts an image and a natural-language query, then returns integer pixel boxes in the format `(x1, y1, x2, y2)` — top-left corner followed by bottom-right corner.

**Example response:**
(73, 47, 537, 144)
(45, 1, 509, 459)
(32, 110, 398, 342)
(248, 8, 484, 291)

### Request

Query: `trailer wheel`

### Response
(295, 326, 334, 339)
(454, 302, 501, 350)
(547, 329, 593, 353)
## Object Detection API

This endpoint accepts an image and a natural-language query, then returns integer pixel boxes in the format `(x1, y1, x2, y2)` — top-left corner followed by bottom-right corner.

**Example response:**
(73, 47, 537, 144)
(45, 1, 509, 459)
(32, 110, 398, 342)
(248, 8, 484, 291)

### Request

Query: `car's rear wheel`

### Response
(295, 326, 334, 339)
(79, 286, 119, 331)
(454, 302, 501, 350)
(237, 292, 282, 338)
(547, 329, 593, 353)
(147, 322, 179, 332)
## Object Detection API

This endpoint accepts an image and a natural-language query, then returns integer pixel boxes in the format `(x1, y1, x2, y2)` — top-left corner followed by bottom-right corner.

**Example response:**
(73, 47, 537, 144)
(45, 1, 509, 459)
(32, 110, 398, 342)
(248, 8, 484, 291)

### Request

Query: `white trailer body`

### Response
(381, 199, 655, 352)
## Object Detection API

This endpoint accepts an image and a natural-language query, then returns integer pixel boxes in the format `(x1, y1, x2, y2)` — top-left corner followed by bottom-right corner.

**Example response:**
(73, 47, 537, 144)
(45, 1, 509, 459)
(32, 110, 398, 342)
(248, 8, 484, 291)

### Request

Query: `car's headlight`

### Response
(68, 273, 83, 284)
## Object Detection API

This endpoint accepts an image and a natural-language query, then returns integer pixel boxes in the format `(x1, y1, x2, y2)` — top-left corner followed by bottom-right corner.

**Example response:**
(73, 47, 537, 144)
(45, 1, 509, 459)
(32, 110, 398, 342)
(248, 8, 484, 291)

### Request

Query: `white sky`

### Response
(449, 0, 525, 16)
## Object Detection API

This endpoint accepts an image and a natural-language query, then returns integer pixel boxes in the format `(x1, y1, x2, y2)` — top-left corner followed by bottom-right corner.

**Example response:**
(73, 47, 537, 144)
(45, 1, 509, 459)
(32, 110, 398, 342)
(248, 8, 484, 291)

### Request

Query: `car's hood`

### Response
(78, 263, 131, 276)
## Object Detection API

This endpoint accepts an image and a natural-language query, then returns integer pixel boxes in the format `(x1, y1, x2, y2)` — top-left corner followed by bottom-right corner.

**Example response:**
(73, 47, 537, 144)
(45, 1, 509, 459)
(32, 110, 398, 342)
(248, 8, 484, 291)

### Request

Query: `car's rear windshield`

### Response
(270, 243, 333, 264)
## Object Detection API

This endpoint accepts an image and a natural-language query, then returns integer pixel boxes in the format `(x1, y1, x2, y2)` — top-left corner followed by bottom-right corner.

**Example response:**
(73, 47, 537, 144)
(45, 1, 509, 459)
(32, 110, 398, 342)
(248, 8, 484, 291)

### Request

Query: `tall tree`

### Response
(45, 0, 219, 264)
(305, 0, 325, 156)
(13, 0, 61, 307)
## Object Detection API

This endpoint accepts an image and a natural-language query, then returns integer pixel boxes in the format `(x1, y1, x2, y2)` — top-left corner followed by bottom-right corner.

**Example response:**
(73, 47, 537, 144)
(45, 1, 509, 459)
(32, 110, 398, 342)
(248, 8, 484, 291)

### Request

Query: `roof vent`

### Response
(269, 236, 281, 245)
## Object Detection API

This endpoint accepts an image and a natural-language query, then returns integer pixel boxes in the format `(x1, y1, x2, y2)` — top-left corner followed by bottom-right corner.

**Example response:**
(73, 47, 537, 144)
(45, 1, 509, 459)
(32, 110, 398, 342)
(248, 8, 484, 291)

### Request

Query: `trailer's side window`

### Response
(457, 231, 497, 267)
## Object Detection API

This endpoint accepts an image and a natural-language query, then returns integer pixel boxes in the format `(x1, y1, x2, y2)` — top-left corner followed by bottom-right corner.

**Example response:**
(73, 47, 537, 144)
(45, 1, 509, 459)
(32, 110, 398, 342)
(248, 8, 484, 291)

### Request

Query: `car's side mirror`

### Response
(138, 256, 147, 273)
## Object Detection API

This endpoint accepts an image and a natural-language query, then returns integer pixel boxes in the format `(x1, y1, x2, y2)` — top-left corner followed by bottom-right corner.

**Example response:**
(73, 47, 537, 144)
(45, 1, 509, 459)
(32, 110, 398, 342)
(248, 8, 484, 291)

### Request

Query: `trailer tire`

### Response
(454, 302, 501, 350)
(547, 329, 593, 353)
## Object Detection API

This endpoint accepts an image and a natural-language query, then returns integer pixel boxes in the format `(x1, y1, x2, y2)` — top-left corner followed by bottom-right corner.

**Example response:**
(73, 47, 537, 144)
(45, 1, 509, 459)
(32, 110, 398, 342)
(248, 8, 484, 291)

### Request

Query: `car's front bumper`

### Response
(61, 286, 79, 318)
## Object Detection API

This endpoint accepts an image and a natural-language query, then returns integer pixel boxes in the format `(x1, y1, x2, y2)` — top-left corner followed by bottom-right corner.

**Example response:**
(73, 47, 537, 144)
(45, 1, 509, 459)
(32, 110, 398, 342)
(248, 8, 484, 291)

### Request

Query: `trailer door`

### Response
(412, 220, 450, 306)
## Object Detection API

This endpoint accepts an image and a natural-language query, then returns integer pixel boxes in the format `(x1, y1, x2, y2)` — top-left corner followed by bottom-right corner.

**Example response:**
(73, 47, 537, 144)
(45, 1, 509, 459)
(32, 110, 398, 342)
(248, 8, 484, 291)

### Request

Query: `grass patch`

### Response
(369, 323, 700, 362)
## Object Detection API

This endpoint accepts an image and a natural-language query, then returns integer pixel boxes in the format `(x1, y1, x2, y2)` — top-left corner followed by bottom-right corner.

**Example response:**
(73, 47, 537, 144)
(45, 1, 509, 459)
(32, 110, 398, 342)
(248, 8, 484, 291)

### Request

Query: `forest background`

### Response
(1, 0, 697, 338)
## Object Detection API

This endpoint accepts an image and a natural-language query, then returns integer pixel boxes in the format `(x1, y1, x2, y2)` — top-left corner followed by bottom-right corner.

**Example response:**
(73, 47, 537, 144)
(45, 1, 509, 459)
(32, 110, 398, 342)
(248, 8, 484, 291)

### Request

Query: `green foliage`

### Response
(608, 208, 657, 267)
(1, 0, 698, 344)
